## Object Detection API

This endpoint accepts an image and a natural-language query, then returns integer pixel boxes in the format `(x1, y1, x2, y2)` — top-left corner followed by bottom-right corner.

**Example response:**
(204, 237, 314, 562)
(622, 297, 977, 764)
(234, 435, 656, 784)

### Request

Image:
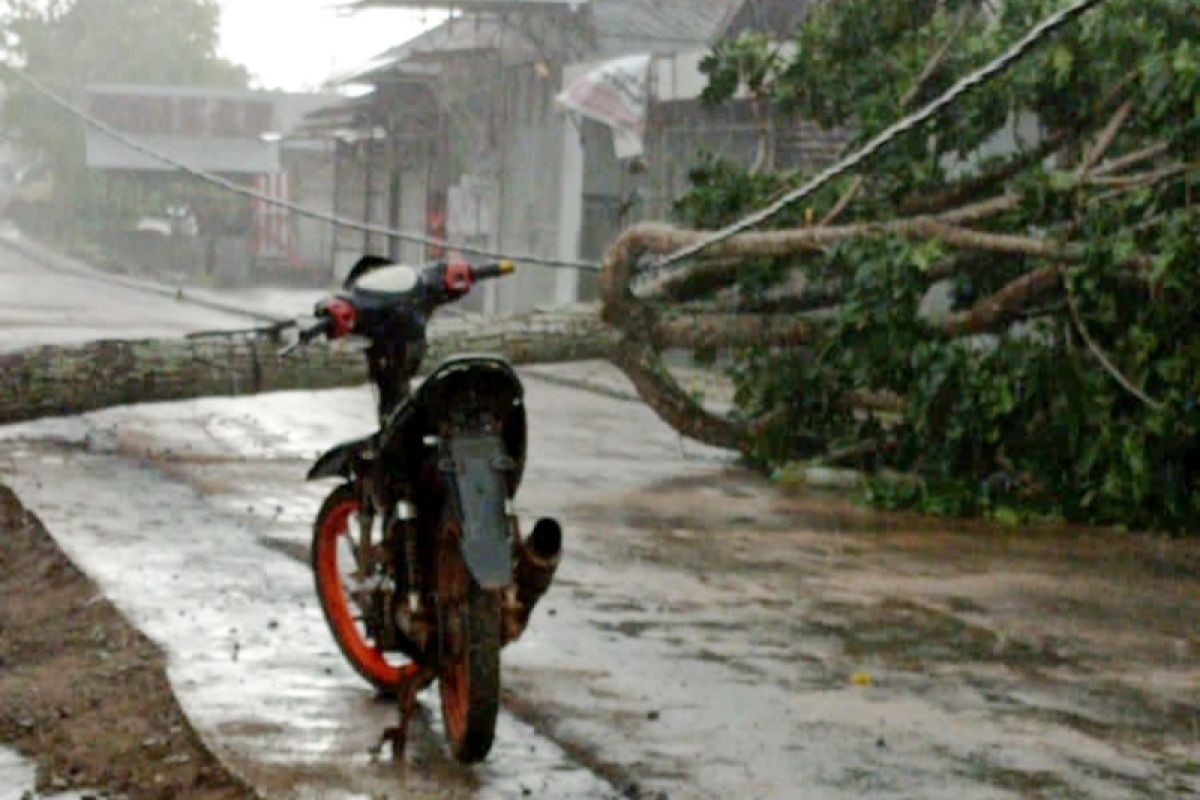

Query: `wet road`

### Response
(3, 370, 1198, 799)
(0, 229, 258, 351)
(1, 244, 1198, 798)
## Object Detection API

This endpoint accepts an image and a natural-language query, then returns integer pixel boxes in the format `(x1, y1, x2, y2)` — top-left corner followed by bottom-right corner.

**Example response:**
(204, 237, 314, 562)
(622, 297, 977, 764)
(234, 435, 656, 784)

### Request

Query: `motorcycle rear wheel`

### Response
(312, 484, 418, 694)
(436, 512, 502, 763)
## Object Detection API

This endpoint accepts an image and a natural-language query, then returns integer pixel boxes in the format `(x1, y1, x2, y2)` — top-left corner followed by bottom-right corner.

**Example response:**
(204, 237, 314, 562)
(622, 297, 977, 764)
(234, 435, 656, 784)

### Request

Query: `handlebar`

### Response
(278, 317, 331, 359)
(279, 259, 515, 359)
(299, 317, 332, 344)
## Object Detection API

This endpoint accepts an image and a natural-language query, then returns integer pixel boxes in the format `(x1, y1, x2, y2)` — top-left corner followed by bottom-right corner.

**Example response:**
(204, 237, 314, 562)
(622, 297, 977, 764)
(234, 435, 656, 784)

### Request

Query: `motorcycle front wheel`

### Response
(436, 509, 502, 763)
(313, 484, 418, 694)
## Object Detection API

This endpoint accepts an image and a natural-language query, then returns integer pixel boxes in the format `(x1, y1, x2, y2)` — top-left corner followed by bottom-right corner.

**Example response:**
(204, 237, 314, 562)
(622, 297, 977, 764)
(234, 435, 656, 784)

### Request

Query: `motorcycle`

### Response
(287, 256, 562, 763)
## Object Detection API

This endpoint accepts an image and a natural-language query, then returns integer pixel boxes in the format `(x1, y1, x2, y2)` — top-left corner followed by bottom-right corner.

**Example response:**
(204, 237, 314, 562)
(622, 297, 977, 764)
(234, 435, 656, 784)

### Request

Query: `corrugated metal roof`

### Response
(373, 17, 507, 65)
(590, 0, 745, 52)
(331, 17, 508, 84)
(336, 0, 747, 84)
(719, 0, 813, 39)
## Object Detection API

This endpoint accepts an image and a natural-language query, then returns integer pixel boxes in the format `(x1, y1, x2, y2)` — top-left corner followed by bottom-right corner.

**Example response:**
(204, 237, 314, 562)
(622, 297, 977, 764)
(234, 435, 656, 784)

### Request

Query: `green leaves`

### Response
(674, 0, 1200, 532)
(1050, 45, 1075, 86)
(700, 32, 785, 106)
(0, 0, 250, 238)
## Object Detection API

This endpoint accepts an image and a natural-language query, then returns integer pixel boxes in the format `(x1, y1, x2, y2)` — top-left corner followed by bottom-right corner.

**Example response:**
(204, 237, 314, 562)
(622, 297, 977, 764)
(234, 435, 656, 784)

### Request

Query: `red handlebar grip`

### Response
(324, 298, 357, 338)
(444, 261, 474, 295)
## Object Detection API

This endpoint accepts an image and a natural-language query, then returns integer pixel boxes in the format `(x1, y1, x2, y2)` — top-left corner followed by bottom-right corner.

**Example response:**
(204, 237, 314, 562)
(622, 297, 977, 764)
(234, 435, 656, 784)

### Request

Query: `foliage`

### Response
(677, 0, 1200, 531)
(699, 32, 789, 173)
(699, 31, 786, 107)
(0, 0, 249, 232)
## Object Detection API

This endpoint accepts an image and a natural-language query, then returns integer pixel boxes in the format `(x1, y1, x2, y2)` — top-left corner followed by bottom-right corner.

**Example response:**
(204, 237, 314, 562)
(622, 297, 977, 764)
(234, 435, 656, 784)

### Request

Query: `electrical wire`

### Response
(0, 64, 603, 273)
(650, 0, 1112, 275)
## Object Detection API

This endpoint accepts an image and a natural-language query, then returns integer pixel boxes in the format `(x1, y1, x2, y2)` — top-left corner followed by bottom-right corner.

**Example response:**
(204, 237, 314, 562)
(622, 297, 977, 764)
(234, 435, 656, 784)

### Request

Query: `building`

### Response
(312, 0, 836, 311)
(83, 84, 340, 284)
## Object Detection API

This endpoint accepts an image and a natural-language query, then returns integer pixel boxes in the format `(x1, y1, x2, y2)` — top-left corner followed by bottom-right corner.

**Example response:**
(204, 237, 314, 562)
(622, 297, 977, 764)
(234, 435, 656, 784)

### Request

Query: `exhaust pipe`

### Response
(505, 518, 561, 643)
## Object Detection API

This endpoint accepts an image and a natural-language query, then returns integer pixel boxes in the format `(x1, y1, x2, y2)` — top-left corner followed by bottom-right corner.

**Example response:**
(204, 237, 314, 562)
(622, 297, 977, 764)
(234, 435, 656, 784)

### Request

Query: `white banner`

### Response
(557, 54, 651, 159)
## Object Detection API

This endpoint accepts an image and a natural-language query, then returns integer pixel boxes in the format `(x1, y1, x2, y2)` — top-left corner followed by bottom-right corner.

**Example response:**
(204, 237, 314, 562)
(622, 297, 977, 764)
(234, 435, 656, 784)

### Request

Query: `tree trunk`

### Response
(0, 309, 618, 426)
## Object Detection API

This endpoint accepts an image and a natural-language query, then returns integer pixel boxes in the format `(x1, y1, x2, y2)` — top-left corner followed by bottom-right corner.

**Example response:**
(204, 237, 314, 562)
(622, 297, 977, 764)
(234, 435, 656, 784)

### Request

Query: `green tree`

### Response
(651, 0, 1199, 530)
(0, 0, 248, 231)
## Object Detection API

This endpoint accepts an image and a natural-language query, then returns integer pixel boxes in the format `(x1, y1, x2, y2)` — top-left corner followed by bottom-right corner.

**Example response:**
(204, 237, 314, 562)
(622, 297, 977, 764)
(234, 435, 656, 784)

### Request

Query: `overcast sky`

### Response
(217, 1, 445, 92)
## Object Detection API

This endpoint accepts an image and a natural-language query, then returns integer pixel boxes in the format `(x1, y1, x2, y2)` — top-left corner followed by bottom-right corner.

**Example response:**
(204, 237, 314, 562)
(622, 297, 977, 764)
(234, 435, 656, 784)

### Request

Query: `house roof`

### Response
(718, 0, 814, 39)
(343, 1, 583, 10)
(331, 15, 512, 85)
(589, 0, 743, 54)
(340, 0, 746, 79)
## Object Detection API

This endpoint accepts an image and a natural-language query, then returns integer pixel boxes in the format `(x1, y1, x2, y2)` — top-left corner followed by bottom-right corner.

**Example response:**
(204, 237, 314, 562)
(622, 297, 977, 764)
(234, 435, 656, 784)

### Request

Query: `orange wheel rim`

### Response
(315, 498, 412, 688)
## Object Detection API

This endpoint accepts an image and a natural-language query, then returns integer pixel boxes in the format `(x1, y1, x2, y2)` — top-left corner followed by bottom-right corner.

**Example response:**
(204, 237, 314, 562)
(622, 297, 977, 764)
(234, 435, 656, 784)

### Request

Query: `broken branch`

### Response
(941, 265, 1064, 337)
(1078, 100, 1135, 175)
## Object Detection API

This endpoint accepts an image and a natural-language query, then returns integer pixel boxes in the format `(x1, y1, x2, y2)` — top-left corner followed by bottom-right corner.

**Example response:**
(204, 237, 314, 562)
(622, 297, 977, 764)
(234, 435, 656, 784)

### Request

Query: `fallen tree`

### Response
(596, 0, 1200, 530)
(0, 309, 616, 425)
(1, 0, 1196, 531)
(0, 305, 789, 426)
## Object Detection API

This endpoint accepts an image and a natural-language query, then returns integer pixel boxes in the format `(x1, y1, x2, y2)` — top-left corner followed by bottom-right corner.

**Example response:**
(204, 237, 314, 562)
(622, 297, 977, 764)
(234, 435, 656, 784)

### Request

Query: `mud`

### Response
(0, 485, 255, 799)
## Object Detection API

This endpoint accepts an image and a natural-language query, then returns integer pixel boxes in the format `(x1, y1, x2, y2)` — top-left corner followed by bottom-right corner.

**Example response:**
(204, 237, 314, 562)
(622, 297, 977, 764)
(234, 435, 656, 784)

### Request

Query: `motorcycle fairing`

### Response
(442, 433, 514, 590)
(342, 254, 395, 289)
(306, 436, 372, 481)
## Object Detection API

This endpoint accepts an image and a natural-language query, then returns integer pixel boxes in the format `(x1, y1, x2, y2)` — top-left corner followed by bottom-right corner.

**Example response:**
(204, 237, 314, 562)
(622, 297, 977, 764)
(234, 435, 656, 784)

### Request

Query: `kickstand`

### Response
(379, 667, 434, 761)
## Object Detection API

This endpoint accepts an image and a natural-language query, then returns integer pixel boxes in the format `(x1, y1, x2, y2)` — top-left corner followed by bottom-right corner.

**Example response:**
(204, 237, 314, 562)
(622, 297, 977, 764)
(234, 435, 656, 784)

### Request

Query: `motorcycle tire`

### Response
(312, 483, 416, 694)
(436, 511, 502, 763)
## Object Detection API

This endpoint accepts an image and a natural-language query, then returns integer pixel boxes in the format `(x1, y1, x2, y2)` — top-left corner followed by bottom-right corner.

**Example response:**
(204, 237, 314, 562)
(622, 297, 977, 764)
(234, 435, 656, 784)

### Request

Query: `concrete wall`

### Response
(282, 141, 339, 281)
(493, 105, 570, 313)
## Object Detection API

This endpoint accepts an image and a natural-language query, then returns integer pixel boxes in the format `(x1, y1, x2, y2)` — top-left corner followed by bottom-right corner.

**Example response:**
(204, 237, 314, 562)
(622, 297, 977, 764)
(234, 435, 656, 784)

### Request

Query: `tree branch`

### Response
(654, 313, 821, 350)
(1065, 285, 1165, 411)
(1085, 164, 1198, 205)
(900, 4, 976, 108)
(610, 342, 753, 451)
(898, 133, 1067, 216)
(820, 176, 865, 226)
(1085, 163, 1193, 189)
(941, 265, 1064, 337)
(671, 283, 848, 316)
(1090, 140, 1171, 177)
(899, 218, 1075, 261)
(1077, 99, 1134, 175)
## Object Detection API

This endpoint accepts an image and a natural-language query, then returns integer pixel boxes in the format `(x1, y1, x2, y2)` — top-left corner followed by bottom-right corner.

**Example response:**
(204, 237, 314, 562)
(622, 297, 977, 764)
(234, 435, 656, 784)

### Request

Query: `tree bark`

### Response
(941, 265, 1064, 337)
(0, 304, 828, 427)
(0, 309, 618, 426)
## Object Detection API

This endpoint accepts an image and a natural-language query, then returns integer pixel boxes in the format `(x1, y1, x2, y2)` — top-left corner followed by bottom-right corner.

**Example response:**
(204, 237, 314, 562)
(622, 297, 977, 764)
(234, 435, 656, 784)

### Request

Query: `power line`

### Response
(651, 0, 1112, 274)
(0, 64, 602, 273)
(1, 0, 1109, 281)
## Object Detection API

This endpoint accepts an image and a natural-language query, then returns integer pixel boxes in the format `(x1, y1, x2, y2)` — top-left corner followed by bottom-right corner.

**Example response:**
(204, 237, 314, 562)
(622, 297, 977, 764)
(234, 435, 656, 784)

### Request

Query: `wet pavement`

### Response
(1, 245, 1198, 798)
(2, 366, 1198, 799)
(0, 229, 258, 351)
